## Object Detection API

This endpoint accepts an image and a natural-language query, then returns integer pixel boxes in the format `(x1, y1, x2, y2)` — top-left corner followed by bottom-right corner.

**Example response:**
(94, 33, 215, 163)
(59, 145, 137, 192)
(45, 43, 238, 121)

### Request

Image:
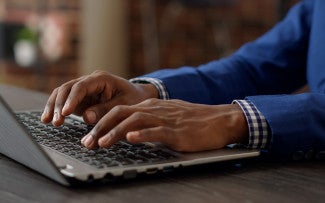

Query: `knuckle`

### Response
(75, 80, 87, 88)
(131, 112, 146, 120)
(156, 126, 166, 132)
(143, 98, 159, 105)
(71, 80, 87, 93)
(92, 70, 108, 77)
(111, 105, 127, 114)
(57, 86, 67, 95)
(127, 112, 149, 128)
(148, 98, 159, 103)
(92, 70, 104, 74)
(59, 82, 72, 90)
(52, 87, 59, 94)
(155, 125, 169, 137)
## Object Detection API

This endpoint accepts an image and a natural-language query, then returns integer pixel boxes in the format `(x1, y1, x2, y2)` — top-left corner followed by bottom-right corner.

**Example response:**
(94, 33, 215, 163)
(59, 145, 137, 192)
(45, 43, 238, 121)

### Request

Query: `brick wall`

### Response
(128, 0, 299, 77)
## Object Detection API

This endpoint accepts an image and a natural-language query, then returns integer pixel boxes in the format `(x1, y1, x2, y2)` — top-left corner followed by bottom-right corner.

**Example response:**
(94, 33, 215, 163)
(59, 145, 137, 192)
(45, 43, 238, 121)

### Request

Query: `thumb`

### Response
(82, 97, 124, 124)
(83, 103, 110, 124)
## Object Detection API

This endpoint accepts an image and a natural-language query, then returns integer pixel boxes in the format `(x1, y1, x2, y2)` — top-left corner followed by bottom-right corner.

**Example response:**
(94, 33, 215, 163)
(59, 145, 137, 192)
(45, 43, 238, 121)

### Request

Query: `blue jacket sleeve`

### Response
(247, 93, 325, 160)
(142, 1, 325, 159)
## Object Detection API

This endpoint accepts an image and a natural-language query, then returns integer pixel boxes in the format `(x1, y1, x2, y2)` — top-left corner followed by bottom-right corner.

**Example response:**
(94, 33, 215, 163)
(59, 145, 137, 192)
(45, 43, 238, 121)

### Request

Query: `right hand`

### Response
(41, 70, 159, 126)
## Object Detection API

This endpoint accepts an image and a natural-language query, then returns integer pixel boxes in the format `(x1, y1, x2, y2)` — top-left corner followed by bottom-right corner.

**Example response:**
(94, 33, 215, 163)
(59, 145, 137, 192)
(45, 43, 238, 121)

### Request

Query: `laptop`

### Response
(0, 96, 260, 186)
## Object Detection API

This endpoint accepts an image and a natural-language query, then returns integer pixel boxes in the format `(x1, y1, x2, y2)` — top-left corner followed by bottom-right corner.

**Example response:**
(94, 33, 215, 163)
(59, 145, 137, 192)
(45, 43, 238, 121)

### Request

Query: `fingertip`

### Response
(81, 135, 87, 145)
(41, 115, 50, 123)
(52, 112, 65, 127)
(62, 103, 72, 116)
(52, 119, 64, 127)
(83, 134, 94, 147)
(41, 113, 48, 123)
(98, 134, 112, 148)
(81, 133, 99, 150)
(41, 108, 51, 123)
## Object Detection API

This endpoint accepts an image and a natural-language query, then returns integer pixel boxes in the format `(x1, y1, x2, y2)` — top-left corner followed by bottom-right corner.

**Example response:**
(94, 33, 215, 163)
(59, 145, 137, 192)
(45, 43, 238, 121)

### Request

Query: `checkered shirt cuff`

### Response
(233, 99, 271, 149)
(129, 77, 170, 100)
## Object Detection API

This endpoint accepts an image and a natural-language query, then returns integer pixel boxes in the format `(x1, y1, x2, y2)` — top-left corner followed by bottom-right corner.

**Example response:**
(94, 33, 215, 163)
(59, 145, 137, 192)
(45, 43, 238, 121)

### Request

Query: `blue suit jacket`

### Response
(142, 0, 325, 160)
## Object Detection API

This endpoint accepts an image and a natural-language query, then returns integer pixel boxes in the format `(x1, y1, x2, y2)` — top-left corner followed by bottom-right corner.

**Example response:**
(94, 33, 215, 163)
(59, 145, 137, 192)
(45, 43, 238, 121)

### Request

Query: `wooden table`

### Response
(0, 84, 324, 203)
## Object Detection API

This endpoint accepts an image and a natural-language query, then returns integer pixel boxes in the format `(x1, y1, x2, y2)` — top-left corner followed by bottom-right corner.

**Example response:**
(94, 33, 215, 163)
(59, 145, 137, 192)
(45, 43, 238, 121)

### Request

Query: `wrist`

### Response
(226, 103, 249, 145)
(137, 84, 159, 99)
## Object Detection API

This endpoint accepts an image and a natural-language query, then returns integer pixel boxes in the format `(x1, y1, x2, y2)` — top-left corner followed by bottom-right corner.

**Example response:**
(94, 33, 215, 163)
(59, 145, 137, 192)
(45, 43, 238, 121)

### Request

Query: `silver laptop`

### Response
(0, 96, 260, 186)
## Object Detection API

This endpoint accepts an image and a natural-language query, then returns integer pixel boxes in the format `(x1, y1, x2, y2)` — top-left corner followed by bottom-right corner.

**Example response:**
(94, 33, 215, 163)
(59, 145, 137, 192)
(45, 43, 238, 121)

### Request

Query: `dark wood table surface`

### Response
(0, 84, 324, 203)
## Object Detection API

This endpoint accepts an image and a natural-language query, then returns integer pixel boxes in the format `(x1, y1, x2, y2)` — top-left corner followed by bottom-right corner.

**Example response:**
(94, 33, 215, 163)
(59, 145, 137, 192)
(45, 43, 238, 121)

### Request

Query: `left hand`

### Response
(81, 98, 249, 152)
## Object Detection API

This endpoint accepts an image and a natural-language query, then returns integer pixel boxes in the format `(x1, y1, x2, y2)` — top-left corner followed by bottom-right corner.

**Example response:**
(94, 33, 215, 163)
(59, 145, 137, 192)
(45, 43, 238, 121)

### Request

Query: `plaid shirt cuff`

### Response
(233, 99, 271, 149)
(129, 77, 170, 100)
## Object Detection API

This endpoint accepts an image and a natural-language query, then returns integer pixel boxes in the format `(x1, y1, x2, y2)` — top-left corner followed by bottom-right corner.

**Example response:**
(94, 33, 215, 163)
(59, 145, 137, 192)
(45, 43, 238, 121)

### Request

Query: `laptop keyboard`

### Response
(16, 111, 176, 169)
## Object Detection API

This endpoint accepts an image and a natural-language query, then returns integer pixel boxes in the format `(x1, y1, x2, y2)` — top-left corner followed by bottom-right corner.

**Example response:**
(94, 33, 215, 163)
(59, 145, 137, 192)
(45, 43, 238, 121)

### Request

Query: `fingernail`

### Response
(52, 112, 60, 126)
(62, 101, 70, 114)
(41, 108, 48, 120)
(53, 112, 59, 121)
(84, 134, 94, 147)
(62, 106, 68, 114)
(85, 110, 97, 124)
(81, 135, 87, 144)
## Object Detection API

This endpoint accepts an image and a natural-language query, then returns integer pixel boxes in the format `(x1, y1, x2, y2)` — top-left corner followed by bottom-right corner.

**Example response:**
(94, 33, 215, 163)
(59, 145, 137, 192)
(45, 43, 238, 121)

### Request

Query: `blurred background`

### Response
(0, 0, 298, 93)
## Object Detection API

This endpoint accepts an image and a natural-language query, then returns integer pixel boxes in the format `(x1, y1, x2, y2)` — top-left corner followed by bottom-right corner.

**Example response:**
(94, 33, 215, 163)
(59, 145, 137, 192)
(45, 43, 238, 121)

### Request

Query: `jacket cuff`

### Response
(233, 99, 272, 149)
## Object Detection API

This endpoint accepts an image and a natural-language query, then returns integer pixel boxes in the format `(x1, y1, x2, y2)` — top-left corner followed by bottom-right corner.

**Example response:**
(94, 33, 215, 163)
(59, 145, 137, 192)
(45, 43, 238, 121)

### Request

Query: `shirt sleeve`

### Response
(129, 77, 170, 100)
(233, 100, 272, 149)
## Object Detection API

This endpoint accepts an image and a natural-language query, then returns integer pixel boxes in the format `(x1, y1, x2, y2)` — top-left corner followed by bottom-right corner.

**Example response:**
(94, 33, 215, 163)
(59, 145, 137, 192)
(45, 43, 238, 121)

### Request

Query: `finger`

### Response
(42, 77, 82, 123)
(62, 72, 114, 117)
(41, 88, 58, 123)
(126, 126, 174, 145)
(82, 96, 133, 124)
(52, 80, 79, 126)
(98, 112, 161, 148)
(60, 76, 87, 116)
(81, 131, 98, 149)
(81, 105, 132, 149)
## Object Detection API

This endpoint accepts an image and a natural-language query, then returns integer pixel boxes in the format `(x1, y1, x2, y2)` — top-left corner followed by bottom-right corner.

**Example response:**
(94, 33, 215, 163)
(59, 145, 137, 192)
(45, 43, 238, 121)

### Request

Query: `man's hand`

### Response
(81, 99, 249, 152)
(41, 70, 158, 126)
